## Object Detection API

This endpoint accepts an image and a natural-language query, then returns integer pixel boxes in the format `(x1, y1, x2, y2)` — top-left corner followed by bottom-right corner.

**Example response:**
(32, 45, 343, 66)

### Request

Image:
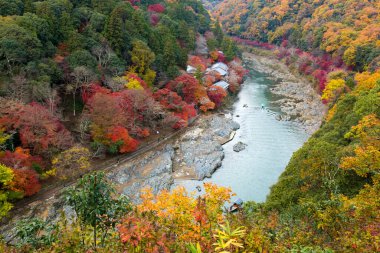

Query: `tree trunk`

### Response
(73, 91, 76, 117)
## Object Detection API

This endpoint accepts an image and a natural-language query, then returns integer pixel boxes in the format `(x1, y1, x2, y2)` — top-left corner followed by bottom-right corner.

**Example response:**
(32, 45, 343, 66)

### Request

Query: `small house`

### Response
(186, 65, 197, 74)
(210, 62, 229, 76)
(211, 67, 227, 76)
(214, 80, 230, 90)
(211, 62, 229, 72)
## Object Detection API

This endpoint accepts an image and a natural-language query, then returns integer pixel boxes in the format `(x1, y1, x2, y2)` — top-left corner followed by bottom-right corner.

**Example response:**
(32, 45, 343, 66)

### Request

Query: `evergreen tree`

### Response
(213, 19, 224, 46)
(104, 8, 127, 56)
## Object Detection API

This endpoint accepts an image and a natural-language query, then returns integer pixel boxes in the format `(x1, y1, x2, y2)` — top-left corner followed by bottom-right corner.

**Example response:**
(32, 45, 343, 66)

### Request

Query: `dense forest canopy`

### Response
(209, 0, 380, 72)
(0, 0, 245, 220)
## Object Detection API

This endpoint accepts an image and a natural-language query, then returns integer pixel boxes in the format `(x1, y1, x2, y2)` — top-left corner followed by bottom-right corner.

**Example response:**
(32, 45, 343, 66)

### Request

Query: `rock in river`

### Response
(233, 142, 248, 152)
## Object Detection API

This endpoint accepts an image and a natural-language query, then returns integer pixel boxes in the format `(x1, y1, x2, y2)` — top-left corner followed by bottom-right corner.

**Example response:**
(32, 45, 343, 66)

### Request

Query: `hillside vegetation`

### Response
(212, 0, 380, 71)
(0, 0, 244, 219)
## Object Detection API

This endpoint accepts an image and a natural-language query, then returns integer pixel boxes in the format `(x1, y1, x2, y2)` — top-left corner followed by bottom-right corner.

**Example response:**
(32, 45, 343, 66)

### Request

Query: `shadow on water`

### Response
(175, 69, 309, 203)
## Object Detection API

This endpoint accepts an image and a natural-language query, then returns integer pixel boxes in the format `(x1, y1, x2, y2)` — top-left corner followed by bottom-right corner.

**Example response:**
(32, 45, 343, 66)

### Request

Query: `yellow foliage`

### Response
(0, 163, 14, 188)
(52, 145, 91, 180)
(354, 70, 380, 91)
(321, 79, 345, 101)
(325, 104, 337, 122)
(340, 114, 380, 177)
(137, 183, 233, 243)
(327, 69, 348, 82)
(143, 69, 156, 87)
(0, 128, 11, 147)
(213, 222, 246, 252)
(269, 23, 293, 43)
(322, 23, 357, 53)
(125, 78, 143, 90)
(0, 163, 14, 218)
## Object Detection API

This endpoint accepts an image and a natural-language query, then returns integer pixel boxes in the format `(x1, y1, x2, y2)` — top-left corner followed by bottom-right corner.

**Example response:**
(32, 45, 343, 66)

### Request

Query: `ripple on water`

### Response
(174, 71, 309, 203)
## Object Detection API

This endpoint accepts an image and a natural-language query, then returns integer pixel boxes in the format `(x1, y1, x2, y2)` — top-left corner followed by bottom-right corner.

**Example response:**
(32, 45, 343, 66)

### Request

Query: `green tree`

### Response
(221, 37, 238, 61)
(213, 20, 224, 46)
(104, 4, 131, 57)
(0, 22, 42, 75)
(34, 0, 73, 44)
(64, 172, 130, 249)
(0, 0, 24, 16)
(66, 49, 97, 71)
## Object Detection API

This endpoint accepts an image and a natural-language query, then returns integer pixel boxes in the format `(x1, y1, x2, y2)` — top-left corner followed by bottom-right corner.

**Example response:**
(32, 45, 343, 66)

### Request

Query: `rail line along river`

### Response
(174, 68, 310, 203)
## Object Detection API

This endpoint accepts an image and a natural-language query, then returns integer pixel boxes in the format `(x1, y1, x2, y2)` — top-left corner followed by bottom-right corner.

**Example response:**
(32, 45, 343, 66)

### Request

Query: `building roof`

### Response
(211, 62, 229, 72)
(214, 81, 230, 90)
(212, 67, 227, 76)
(186, 65, 197, 73)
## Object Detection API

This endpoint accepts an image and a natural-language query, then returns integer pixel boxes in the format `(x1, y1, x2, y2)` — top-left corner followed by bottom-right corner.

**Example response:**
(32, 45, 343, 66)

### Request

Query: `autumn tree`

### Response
(321, 79, 346, 102)
(0, 101, 73, 158)
(0, 147, 44, 172)
(166, 74, 202, 104)
(0, 163, 14, 218)
(129, 39, 156, 86)
(106, 126, 139, 153)
(188, 55, 208, 72)
(340, 114, 380, 177)
(51, 145, 91, 180)
(153, 88, 197, 129)
(85, 90, 125, 144)
(118, 183, 233, 251)
(12, 168, 41, 197)
(207, 86, 227, 107)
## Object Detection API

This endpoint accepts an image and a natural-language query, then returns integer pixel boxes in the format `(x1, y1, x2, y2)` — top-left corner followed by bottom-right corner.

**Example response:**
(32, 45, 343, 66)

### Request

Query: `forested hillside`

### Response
(0, 0, 244, 219)
(211, 0, 380, 72)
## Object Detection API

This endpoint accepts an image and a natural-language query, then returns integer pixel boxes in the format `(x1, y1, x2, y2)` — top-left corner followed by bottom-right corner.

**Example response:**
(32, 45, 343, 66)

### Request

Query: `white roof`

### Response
(211, 62, 229, 72)
(186, 65, 197, 73)
(214, 81, 230, 90)
(212, 67, 227, 76)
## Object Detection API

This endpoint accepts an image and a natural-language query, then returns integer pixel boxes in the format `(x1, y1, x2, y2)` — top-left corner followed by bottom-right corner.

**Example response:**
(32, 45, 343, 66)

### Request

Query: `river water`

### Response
(175, 69, 309, 203)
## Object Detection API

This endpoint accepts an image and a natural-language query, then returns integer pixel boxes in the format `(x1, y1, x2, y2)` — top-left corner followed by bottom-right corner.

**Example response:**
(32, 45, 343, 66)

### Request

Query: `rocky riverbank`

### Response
(243, 52, 326, 134)
(172, 114, 240, 180)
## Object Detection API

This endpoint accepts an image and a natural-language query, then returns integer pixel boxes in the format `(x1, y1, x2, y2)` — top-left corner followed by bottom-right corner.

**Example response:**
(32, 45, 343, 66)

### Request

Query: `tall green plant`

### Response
(64, 171, 130, 249)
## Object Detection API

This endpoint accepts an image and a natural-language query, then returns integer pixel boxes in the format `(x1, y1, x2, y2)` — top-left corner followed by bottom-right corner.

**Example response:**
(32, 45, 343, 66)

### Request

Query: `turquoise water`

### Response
(175, 69, 309, 203)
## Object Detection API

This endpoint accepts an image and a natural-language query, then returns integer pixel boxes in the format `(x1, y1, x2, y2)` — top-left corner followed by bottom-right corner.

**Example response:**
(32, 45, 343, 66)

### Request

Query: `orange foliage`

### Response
(188, 56, 208, 72)
(106, 126, 139, 153)
(12, 169, 41, 197)
(354, 70, 380, 91)
(117, 183, 234, 251)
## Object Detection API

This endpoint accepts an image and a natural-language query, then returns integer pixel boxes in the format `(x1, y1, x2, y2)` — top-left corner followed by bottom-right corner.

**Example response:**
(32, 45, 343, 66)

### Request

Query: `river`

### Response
(175, 68, 309, 202)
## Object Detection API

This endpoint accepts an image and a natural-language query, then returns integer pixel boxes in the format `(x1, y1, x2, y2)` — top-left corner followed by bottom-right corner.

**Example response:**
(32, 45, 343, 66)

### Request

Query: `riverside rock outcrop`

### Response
(173, 114, 240, 180)
(107, 144, 175, 203)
